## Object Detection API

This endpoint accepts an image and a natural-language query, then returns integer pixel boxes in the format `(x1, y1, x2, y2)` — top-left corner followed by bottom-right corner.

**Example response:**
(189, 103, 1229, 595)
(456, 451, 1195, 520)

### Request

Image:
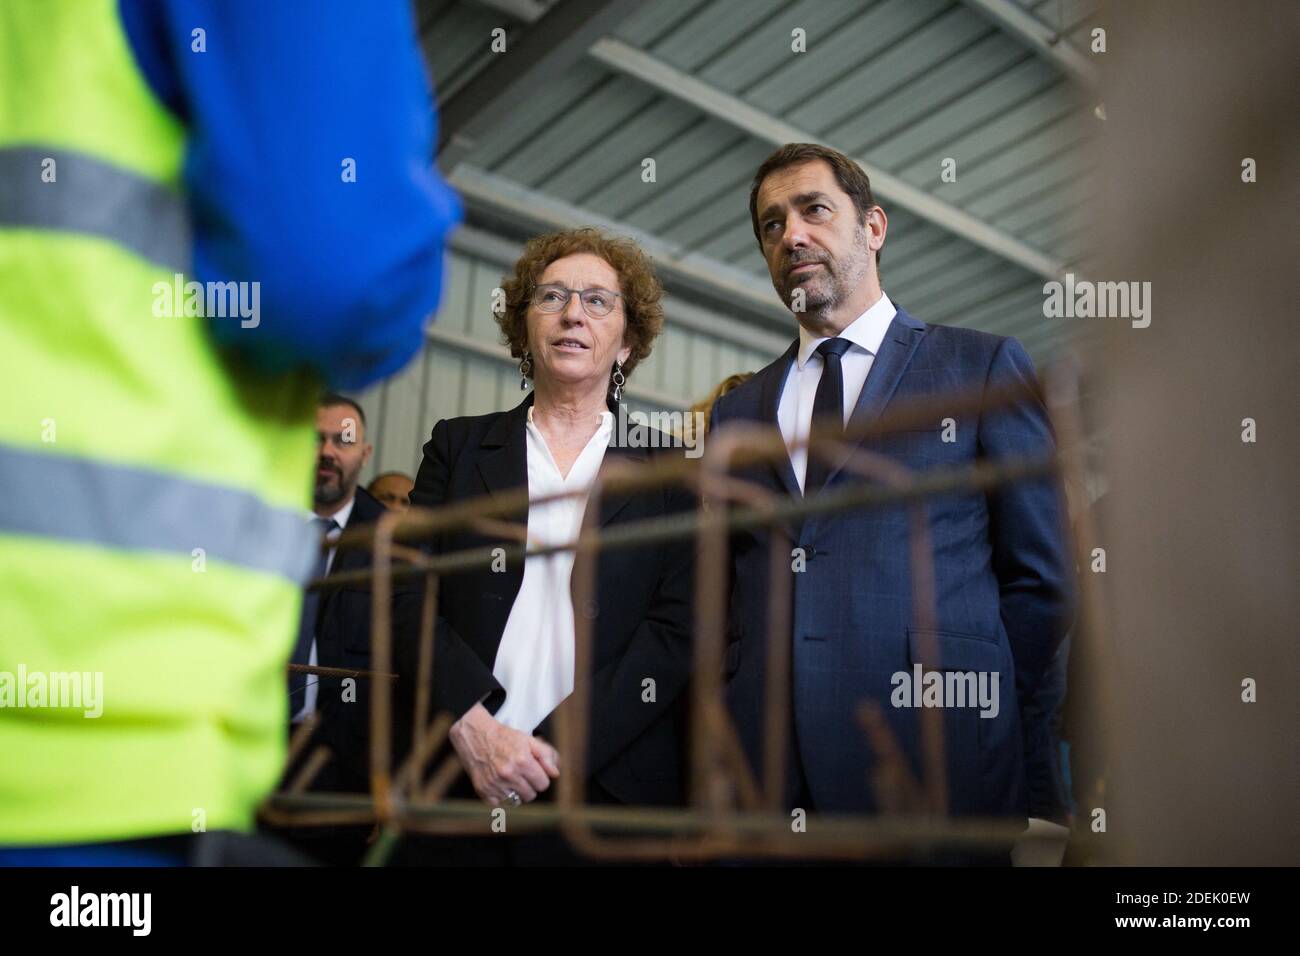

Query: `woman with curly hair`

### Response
(406, 228, 695, 860)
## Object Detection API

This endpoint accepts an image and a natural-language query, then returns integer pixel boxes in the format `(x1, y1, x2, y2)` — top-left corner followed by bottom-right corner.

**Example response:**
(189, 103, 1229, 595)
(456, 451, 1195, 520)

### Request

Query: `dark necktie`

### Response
(288, 516, 338, 712)
(803, 337, 853, 494)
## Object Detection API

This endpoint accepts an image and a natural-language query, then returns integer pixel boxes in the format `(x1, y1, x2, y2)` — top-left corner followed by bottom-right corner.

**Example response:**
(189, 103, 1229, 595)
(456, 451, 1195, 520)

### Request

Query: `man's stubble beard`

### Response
(314, 463, 360, 508)
(782, 233, 873, 323)
(314, 481, 344, 508)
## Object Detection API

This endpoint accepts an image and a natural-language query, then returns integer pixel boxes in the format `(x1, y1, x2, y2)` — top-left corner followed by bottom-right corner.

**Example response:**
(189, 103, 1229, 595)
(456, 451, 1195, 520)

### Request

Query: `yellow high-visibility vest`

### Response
(0, 0, 319, 844)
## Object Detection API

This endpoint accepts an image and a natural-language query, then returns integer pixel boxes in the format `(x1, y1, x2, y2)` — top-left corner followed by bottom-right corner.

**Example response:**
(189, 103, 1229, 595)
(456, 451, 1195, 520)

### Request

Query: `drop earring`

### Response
(519, 351, 532, 390)
(611, 358, 626, 403)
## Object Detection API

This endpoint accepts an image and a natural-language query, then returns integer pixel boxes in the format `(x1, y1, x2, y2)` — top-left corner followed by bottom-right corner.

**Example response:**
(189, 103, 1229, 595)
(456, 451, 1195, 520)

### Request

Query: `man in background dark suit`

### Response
(278, 394, 399, 864)
(710, 144, 1072, 843)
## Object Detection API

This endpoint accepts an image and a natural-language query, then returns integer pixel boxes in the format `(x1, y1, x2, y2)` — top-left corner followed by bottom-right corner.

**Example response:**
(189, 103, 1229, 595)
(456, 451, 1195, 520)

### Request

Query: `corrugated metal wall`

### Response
(431, 0, 1096, 362)
(356, 229, 784, 483)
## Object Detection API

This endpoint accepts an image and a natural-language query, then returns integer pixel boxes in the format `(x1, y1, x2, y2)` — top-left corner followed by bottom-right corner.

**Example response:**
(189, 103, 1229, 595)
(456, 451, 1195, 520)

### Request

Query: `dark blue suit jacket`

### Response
(710, 307, 1072, 819)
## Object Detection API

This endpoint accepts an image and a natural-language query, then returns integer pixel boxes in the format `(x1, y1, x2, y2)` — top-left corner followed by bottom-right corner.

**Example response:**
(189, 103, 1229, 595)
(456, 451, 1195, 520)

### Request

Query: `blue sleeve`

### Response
(119, 0, 462, 391)
(978, 336, 1074, 691)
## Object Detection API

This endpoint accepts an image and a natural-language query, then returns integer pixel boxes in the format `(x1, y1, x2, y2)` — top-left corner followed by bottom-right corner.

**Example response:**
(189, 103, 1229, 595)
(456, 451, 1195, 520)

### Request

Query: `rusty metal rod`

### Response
(418, 753, 466, 806)
(410, 572, 440, 791)
(287, 663, 396, 680)
(285, 712, 322, 768)
(263, 792, 1031, 849)
(268, 371, 1085, 863)
(367, 509, 399, 825)
(287, 745, 332, 796)
(393, 712, 452, 796)
(323, 380, 1046, 560)
(319, 455, 1056, 591)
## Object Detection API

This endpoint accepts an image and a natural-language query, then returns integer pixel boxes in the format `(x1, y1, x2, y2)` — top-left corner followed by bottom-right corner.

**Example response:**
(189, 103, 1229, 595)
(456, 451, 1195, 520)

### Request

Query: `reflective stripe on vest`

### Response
(0, 442, 317, 583)
(0, 0, 319, 846)
(0, 145, 190, 273)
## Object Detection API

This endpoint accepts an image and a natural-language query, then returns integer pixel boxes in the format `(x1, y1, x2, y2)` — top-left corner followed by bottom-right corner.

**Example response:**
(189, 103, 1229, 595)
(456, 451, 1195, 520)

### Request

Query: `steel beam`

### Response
(588, 37, 1066, 280)
(437, 0, 640, 170)
(451, 164, 794, 329)
(962, 0, 1099, 88)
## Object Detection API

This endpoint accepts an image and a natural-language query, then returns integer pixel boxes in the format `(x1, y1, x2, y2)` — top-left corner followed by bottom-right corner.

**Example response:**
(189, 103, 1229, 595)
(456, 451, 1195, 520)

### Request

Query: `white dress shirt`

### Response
(777, 291, 897, 493)
(491, 405, 614, 734)
(291, 494, 353, 723)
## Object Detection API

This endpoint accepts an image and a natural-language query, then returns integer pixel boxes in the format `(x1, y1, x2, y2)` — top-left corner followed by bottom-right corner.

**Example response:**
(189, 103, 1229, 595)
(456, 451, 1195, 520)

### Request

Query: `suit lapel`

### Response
(736, 340, 805, 543)
(826, 308, 926, 484)
(480, 394, 641, 527)
(326, 488, 383, 580)
(758, 340, 802, 501)
(595, 440, 647, 528)
(316, 487, 383, 657)
(596, 397, 652, 527)
(476, 394, 531, 505)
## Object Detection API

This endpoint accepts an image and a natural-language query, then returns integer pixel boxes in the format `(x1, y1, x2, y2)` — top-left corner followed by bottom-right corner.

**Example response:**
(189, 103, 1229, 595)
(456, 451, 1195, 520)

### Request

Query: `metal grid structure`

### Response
(419, 0, 1102, 363)
(263, 362, 1111, 865)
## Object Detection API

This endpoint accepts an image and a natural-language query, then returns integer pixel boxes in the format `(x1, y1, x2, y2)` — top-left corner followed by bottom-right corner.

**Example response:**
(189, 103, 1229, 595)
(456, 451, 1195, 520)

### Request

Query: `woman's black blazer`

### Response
(408, 394, 696, 807)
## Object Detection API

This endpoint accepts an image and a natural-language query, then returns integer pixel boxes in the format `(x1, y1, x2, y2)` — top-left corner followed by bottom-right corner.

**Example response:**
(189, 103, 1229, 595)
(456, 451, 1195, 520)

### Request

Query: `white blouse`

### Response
(490, 405, 614, 734)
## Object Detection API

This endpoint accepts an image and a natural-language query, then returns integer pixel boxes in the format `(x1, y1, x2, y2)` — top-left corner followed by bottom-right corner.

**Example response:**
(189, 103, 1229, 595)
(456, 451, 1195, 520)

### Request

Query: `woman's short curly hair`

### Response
(497, 227, 665, 383)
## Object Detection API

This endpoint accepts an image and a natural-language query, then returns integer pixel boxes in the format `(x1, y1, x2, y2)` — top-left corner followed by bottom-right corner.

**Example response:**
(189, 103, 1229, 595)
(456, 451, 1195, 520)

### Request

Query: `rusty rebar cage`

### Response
(261, 361, 1110, 865)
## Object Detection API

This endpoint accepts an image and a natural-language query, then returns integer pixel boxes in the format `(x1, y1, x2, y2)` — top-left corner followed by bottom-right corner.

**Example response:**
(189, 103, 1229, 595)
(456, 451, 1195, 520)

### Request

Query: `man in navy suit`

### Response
(710, 144, 1072, 830)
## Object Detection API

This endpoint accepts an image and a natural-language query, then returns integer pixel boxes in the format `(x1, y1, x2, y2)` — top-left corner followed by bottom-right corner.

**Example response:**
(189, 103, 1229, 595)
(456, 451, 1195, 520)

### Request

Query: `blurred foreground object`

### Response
(0, 0, 459, 856)
(1089, 0, 1300, 864)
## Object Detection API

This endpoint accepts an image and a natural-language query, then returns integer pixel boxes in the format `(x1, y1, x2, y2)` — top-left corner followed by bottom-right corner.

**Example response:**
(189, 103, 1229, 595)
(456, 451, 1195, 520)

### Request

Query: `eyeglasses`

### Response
(531, 283, 623, 318)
